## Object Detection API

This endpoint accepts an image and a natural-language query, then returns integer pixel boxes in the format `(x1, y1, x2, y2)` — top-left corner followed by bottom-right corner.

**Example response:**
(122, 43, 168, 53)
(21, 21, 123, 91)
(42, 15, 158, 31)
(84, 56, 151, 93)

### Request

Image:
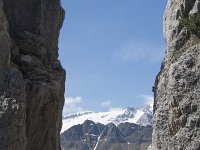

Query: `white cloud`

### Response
(101, 100, 124, 111)
(137, 95, 154, 107)
(63, 97, 85, 117)
(101, 100, 112, 108)
(65, 97, 82, 105)
(114, 40, 165, 63)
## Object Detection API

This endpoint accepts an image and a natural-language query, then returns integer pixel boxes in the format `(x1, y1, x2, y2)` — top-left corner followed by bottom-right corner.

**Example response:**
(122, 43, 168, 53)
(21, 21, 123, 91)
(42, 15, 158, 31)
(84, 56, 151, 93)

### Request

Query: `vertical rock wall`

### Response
(151, 0, 200, 149)
(0, 0, 65, 150)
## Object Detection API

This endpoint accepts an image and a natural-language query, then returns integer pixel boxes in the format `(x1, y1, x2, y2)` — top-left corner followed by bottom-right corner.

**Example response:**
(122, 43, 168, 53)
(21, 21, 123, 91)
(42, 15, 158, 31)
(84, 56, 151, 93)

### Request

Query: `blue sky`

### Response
(59, 0, 167, 114)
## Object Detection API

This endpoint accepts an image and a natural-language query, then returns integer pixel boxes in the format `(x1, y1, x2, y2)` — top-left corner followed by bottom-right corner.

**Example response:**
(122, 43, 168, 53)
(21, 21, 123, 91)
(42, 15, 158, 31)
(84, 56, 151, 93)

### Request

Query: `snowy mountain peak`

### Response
(63, 111, 93, 119)
(62, 106, 153, 133)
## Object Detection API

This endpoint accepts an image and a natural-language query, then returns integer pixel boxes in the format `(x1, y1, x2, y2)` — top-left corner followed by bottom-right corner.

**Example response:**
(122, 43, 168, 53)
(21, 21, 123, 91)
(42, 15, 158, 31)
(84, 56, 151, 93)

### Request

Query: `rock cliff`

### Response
(0, 0, 65, 150)
(61, 120, 152, 150)
(151, 0, 200, 149)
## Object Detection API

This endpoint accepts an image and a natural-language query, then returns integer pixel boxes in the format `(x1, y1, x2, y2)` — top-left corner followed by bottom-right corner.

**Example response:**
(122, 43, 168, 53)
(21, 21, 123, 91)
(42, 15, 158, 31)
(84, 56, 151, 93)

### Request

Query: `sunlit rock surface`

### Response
(151, 0, 200, 149)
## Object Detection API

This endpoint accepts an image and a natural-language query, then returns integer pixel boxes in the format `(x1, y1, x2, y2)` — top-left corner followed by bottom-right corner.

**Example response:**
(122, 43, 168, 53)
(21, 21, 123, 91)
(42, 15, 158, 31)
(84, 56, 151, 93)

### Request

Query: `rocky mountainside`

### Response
(61, 120, 152, 150)
(0, 0, 65, 150)
(150, 0, 200, 149)
(62, 105, 153, 133)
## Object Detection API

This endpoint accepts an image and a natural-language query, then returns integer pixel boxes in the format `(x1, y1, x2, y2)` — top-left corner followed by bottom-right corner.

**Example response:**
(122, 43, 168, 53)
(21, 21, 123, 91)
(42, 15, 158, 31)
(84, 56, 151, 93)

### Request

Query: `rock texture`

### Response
(61, 120, 152, 150)
(151, 0, 200, 149)
(0, 0, 65, 150)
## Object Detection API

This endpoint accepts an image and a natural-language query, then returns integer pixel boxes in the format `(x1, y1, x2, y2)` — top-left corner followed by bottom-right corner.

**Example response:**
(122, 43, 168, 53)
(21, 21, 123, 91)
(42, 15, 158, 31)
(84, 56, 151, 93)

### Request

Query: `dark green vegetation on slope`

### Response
(180, 13, 200, 35)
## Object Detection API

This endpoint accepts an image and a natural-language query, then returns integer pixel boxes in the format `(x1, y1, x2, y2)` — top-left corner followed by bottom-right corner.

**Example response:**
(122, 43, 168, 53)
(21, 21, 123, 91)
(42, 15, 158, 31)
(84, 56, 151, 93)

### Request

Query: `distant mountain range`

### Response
(61, 105, 153, 133)
(61, 120, 152, 150)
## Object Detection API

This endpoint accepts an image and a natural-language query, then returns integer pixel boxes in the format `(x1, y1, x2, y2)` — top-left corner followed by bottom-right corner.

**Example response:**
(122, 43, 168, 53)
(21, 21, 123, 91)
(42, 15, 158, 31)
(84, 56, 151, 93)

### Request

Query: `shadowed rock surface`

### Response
(151, 0, 200, 149)
(61, 120, 152, 150)
(0, 0, 65, 150)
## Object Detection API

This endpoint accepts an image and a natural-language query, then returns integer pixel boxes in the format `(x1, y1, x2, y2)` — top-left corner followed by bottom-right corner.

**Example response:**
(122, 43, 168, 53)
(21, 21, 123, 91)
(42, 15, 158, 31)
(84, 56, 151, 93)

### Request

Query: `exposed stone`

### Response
(151, 0, 200, 149)
(0, 0, 65, 150)
(61, 120, 152, 150)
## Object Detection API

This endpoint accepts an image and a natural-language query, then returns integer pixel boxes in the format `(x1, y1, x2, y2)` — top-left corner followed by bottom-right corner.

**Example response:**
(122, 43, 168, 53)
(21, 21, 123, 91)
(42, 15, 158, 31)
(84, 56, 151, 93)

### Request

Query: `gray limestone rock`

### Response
(61, 121, 152, 150)
(0, 0, 65, 150)
(151, 0, 200, 149)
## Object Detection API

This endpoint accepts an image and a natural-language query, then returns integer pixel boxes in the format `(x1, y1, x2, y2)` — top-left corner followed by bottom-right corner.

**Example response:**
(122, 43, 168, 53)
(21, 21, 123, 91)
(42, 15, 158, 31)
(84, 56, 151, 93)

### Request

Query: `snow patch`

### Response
(61, 106, 153, 133)
(94, 131, 103, 150)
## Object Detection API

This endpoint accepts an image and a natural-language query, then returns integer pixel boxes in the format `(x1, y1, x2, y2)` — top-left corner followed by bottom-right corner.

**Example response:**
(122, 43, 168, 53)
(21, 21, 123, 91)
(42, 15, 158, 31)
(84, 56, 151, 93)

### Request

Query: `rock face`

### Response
(0, 0, 65, 150)
(151, 0, 200, 149)
(61, 120, 152, 150)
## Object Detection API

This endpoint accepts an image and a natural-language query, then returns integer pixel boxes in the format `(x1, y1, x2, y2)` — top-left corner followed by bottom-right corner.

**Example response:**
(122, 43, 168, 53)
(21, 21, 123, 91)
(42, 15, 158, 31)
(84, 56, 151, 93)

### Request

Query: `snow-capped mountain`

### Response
(61, 105, 153, 133)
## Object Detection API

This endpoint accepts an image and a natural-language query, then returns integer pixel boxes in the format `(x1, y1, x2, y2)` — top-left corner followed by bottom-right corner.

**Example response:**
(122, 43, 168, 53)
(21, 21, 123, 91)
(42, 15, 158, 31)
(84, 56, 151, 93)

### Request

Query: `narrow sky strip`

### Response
(59, 0, 167, 113)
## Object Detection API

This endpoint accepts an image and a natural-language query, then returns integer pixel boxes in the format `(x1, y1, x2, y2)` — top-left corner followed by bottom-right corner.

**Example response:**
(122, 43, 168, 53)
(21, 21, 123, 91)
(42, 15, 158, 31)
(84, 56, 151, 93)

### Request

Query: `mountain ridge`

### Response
(61, 120, 152, 150)
(62, 105, 153, 133)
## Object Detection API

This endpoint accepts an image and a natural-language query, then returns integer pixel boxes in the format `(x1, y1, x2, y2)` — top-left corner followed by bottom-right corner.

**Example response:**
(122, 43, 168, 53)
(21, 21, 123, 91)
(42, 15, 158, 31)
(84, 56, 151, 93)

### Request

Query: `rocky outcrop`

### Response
(0, 0, 65, 150)
(151, 0, 200, 149)
(61, 120, 152, 150)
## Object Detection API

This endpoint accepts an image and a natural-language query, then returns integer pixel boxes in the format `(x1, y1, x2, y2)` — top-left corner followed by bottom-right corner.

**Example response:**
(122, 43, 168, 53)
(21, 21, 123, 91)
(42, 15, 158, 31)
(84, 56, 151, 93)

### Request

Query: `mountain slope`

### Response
(61, 120, 152, 150)
(62, 105, 153, 133)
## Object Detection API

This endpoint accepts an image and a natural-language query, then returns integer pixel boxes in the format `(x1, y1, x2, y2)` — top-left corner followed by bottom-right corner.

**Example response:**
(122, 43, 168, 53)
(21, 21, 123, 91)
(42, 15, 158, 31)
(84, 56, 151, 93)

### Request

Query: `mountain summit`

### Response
(61, 120, 152, 150)
(62, 105, 153, 133)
